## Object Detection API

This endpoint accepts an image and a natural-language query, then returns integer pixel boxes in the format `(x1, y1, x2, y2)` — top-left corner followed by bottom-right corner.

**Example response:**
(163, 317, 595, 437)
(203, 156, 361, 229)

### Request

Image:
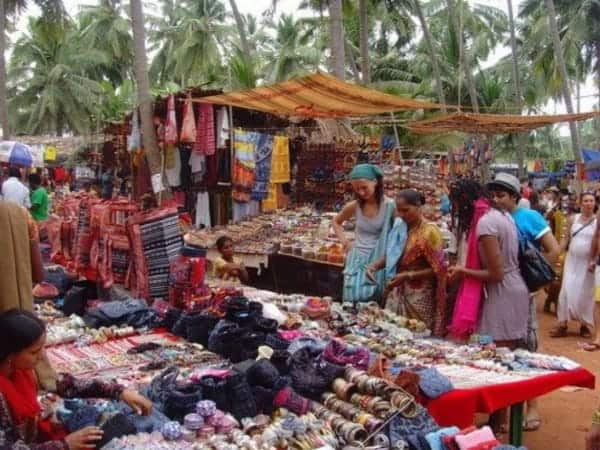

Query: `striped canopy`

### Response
(194, 72, 441, 118)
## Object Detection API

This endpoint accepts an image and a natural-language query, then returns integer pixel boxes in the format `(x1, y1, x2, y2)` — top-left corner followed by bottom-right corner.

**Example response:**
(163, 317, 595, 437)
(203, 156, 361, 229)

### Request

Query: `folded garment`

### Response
(417, 367, 454, 399)
(455, 426, 499, 450)
(425, 426, 460, 450)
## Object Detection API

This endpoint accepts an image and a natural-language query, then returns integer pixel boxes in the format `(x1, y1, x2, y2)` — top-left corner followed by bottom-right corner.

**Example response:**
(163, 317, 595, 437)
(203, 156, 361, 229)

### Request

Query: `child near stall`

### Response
(213, 236, 249, 283)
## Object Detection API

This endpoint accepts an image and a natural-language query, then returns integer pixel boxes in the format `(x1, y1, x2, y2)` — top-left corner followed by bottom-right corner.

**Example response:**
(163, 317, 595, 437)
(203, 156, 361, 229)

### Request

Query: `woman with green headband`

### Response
(333, 164, 395, 303)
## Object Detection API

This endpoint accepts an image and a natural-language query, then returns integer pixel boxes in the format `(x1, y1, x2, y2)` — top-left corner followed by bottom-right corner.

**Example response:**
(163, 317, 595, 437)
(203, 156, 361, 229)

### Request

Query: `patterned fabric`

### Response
(232, 130, 258, 203)
(343, 200, 395, 303)
(251, 133, 274, 201)
(386, 222, 447, 336)
(270, 136, 290, 183)
(194, 104, 216, 156)
(0, 373, 123, 450)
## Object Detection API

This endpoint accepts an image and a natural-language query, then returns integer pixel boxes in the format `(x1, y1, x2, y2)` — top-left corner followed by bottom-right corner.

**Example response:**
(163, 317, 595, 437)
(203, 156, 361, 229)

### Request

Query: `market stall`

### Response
(37, 282, 594, 449)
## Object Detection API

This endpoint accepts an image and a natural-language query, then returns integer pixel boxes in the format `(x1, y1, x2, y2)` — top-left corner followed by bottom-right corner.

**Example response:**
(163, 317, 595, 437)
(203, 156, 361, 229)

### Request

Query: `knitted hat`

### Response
(97, 413, 137, 448)
(265, 333, 290, 351)
(162, 308, 182, 330)
(270, 350, 291, 375)
(322, 339, 370, 370)
(273, 387, 312, 415)
(254, 317, 278, 334)
(199, 376, 229, 412)
(226, 373, 258, 421)
(246, 359, 281, 389)
(65, 405, 101, 432)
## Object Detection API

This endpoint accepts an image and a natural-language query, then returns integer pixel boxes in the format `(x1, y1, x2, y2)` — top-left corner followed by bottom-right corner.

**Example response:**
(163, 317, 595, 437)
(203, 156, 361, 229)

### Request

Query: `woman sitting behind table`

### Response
(367, 189, 447, 336)
(213, 236, 249, 283)
(0, 309, 152, 450)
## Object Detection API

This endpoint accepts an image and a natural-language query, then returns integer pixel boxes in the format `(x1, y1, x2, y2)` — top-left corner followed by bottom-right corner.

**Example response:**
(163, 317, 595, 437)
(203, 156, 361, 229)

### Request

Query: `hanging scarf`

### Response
(180, 95, 197, 144)
(385, 218, 408, 281)
(0, 369, 40, 425)
(449, 198, 490, 339)
(164, 95, 178, 146)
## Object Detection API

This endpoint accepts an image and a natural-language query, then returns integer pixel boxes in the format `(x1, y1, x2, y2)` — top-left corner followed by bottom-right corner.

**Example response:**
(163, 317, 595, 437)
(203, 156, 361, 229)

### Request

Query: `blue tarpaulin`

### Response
(582, 149, 600, 180)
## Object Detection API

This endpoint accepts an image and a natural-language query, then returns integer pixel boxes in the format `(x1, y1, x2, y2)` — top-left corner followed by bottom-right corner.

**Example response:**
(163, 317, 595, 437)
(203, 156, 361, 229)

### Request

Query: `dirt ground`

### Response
(503, 296, 599, 450)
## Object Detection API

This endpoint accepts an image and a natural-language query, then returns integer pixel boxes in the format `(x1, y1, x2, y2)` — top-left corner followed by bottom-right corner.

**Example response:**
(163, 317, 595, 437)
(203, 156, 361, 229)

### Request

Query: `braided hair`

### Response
(449, 178, 488, 237)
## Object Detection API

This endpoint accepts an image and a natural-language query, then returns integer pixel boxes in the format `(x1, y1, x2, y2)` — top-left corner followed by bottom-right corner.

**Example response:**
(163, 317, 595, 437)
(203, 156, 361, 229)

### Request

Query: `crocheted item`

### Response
(65, 405, 100, 432)
(196, 400, 217, 418)
(97, 413, 137, 448)
(183, 413, 204, 430)
(265, 333, 291, 351)
(425, 426, 460, 450)
(199, 376, 229, 412)
(273, 387, 312, 415)
(161, 421, 183, 440)
(270, 350, 291, 374)
(289, 347, 345, 400)
(417, 367, 454, 399)
(254, 317, 278, 334)
(322, 339, 370, 370)
(226, 373, 258, 420)
(246, 359, 281, 389)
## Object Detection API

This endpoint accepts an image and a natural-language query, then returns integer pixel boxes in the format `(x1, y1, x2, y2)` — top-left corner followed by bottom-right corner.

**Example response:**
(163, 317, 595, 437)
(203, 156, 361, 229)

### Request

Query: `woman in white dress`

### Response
(551, 192, 597, 340)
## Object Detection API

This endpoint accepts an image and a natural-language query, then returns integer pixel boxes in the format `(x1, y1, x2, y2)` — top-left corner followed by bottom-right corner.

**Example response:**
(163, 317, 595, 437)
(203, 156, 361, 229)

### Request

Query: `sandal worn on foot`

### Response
(549, 325, 568, 338)
(580, 325, 592, 338)
(581, 342, 600, 352)
(523, 418, 541, 431)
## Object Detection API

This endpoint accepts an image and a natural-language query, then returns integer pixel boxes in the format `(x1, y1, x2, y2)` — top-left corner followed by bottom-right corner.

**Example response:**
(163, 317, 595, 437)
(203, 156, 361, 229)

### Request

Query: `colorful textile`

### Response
(270, 136, 290, 183)
(387, 222, 447, 336)
(251, 133, 274, 201)
(194, 104, 216, 156)
(0, 372, 123, 449)
(385, 218, 408, 281)
(232, 130, 258, 203)
(216, 107, 230, 148)
(180, 96, 197, 143)
(343, 200, 395, 303)
(449, 198, 490, 339)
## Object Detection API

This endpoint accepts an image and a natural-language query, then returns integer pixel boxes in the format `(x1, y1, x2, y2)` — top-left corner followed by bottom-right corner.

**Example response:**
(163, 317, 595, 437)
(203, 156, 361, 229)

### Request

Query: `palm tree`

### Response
(445, 0, 479, 112)
(328, 0, 345, 78)
(264, 14, 320, 82)
(8, 18, 105, 135)
(358, 0, 370, 83)
(544, 0, 582, 162)
(148, 0, 228, 88)
(412, 0, 446, 110)
(130, 0, 162, 176)
(507, 0, 525, 176)
(0, 0, 64, 138)
(78, 0, 133, 87)
(229, 0, 251, 60)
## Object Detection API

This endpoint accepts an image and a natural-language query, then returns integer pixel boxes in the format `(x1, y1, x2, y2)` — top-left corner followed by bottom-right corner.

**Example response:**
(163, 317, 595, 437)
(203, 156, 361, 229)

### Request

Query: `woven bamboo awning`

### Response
(406, 111, 600, 134)
(194, 72, 441, 118)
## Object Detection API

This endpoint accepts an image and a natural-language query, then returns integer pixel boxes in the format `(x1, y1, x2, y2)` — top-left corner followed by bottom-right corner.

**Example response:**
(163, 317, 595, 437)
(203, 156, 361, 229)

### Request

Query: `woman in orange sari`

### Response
(384, 190, 448, 336)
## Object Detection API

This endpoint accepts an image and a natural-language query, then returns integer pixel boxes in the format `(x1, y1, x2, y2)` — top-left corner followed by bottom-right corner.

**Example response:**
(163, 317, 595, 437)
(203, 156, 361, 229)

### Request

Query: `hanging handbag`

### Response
(517, 231, 556, 292)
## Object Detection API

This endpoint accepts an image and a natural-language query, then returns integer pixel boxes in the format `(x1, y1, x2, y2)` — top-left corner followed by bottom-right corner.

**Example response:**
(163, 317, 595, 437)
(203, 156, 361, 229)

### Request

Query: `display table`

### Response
(427, 367, 595, 445)
(270, 252, 343, 298)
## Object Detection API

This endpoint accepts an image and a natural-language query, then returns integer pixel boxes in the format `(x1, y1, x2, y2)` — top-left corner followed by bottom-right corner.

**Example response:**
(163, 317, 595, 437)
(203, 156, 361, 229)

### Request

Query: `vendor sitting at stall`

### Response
(0, 309, 153, 450)
(213, 236, 249, 283)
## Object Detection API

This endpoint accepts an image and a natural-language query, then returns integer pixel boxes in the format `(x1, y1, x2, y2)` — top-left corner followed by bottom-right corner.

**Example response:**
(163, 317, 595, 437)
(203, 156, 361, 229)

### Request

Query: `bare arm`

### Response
(456, 235, 504, 283)
(238, 263, 249, 283)
(589, 214, 600, 267)
(333, 201, 357, 252)
(540, 229, 561, 265)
